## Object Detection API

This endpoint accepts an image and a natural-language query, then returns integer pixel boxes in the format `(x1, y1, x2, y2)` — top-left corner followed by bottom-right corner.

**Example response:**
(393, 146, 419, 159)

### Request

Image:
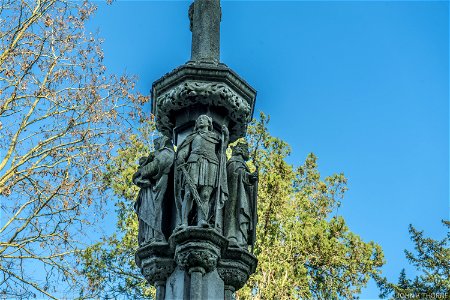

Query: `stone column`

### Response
(189, 267, 205, 300)
(167, 227, 228, 299)
(155, 281, 166, 300)
(136, 0, 258, 299)
(224, 286, 235, 300)
(190, 0, 221, 63)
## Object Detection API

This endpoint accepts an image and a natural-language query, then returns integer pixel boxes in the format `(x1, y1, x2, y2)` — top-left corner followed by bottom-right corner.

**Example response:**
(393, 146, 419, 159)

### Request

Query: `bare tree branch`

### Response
(0, 0, 148, 297)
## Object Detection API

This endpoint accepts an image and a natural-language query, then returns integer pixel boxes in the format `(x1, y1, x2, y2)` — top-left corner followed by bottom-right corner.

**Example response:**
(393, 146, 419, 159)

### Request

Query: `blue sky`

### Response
(87, 1, 449, 298)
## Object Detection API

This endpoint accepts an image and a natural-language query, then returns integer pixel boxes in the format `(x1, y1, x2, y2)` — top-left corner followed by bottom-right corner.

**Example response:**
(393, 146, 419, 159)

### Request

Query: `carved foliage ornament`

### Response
(141, 257, 175, 285)
(175, 241, 221, 273)
(155, 81, 251, 136)
(217, 262, 249, 290)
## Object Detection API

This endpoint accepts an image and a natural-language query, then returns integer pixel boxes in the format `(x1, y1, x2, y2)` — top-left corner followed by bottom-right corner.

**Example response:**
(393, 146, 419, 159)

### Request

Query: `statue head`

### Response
(153, 137, 162, 150)
(154, 135, 171, 150)
(232, 141, 250, 160)
(194, 115, 213, 132)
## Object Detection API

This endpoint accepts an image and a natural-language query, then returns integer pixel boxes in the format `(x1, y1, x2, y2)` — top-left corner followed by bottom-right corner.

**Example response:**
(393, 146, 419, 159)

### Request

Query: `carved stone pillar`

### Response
(167, 228, 228, 299)
(135, 1, 258, 299)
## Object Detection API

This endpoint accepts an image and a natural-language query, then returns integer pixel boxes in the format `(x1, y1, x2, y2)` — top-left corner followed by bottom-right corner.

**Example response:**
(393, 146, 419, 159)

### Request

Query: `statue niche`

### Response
(175, 114, 229, 232)
(133, 136, 175, 246)
(224, 141, 258, 249)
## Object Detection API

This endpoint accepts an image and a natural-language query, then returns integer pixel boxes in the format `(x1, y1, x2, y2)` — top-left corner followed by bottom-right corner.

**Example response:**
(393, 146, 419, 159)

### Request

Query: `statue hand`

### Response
(149, 152, 155, 161)
(250, 172, 258, 183)
(221, 124, 229, 136)
(132, 171, 141, 184)
(221, 125, 229, 144)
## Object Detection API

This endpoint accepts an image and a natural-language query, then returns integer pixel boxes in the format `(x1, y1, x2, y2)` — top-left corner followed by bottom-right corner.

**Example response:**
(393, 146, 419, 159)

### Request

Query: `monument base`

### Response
(136, 228, 257, 300)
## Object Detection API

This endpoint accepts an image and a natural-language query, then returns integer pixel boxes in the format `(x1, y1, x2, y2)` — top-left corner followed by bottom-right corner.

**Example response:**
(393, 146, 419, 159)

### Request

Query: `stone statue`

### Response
(133, 136, 175, 246)
(224, 141, 258, 248)
(175, 114, 229, 230)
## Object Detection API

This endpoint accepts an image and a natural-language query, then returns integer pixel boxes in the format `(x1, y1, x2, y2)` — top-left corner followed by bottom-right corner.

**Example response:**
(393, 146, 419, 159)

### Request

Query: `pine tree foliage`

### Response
(240, 113, 384, 299)
(376, 221, 450, 299)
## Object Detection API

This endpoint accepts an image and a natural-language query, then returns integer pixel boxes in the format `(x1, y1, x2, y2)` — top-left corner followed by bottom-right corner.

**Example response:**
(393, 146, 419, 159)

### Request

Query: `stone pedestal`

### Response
(135, 242, 175, 298)
(218, 246, 258, 300)
(136, 230, 258, 300)
(167, 227, 228, 299)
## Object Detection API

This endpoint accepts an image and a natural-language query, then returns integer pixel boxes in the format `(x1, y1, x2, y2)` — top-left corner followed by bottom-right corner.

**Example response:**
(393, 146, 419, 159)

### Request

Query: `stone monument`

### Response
(134, 1, 257, 299)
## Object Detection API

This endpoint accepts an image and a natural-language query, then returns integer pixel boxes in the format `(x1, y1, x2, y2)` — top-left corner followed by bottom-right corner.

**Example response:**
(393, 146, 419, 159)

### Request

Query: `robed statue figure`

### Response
(175, 115, 229, 231)
(133, 136, 175, 246)
(224, 141, 258, 248)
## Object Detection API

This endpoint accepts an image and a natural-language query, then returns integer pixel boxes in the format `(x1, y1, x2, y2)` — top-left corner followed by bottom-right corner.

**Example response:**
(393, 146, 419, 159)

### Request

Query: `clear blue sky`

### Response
(87, 1, 449, 298)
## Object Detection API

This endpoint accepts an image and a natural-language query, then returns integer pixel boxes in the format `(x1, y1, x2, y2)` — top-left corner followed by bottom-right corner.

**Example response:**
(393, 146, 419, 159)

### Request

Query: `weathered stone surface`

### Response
(157, 80, 250, 138)
(165, 266, 189, 300)
(202, 269, 224, 299)
(218, 246, 257, 292)
(164, 267, 224, 300)
(224, 141, 258, 248)
(175, 115, 228, 232)
(136, 1, 259, 298)
(170, 227, 228, 273)
(151, 63, 256, 142)
(189, 0, 221, 63)
(133, 136, 175, 246)
(166, 228, 228, 300)
(135, 242, 175, 286)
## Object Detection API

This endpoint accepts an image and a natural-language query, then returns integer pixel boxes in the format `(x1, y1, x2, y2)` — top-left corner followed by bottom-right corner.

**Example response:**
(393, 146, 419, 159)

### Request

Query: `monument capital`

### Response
(152, 63, 256, 142)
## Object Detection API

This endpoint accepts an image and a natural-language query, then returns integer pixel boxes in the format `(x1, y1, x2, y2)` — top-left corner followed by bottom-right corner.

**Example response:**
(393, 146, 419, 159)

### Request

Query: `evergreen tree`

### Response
(79, 113, 384, 299)
(376, 221, 450, 299)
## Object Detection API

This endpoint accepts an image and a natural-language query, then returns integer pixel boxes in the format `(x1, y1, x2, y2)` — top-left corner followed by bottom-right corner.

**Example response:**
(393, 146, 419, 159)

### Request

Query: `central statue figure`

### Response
(176, 115, 229, 231)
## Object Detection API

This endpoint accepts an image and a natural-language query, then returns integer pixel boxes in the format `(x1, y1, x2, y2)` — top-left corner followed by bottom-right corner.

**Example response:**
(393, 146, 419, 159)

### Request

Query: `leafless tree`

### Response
(0, 0, 147, 298)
